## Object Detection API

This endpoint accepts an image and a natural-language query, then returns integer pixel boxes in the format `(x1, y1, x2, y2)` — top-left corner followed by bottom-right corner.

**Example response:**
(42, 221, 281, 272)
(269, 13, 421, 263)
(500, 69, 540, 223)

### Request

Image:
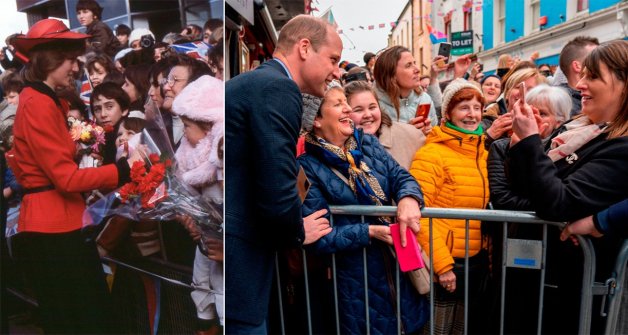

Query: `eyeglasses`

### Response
(161, 75, 188, 87)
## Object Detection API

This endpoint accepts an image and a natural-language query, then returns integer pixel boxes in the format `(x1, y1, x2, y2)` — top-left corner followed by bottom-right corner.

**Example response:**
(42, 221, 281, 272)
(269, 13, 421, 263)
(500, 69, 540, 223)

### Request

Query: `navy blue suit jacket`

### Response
(225, 59, 306, 325)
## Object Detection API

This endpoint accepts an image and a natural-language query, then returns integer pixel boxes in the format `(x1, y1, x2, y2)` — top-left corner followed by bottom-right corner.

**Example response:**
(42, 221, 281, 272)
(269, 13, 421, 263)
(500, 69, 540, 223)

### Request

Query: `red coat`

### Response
(11, 84, 120, 233)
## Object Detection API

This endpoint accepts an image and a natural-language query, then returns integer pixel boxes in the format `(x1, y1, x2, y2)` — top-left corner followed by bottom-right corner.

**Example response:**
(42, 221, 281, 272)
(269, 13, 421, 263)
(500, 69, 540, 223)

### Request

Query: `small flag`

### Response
(368, 25, 374, 30)
(426, 24, 447, 44)
(79, 68, 92, 106)
(359, 25, 365, 30)
(338, 29, 343, 34)
(475, 6, 482, 11)
(390, 22, 397, 28)
(379, 23, 385, 28)
(170, 41, 212, 60)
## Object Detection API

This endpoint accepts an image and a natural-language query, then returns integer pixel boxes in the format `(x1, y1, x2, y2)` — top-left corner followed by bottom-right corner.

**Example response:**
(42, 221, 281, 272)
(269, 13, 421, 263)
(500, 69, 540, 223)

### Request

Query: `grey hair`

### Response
(525, 84, 572, 124)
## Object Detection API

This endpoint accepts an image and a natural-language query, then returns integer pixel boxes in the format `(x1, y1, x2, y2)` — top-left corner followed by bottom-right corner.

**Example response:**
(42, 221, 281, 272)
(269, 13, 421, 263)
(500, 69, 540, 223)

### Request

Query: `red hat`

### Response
(13, 19, 89, 61)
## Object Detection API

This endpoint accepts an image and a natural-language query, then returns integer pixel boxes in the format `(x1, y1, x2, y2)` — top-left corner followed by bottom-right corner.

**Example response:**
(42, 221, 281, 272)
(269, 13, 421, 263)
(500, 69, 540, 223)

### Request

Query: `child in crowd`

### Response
(90, 82, 130, 164)
(85, 53, 116, 88)
(172, 74, 224, 334)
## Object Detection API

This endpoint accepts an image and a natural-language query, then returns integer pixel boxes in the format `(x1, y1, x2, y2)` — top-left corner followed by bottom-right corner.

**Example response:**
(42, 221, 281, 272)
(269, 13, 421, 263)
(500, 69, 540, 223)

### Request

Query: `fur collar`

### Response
(175, 133, 221, 188)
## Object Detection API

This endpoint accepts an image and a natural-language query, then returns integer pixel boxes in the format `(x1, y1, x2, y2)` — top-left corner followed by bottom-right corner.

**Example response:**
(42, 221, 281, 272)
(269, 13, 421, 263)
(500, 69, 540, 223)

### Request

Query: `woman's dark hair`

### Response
(85, 53, 116, 76)
(102, 71, 125, 86)
(91, 81, 130, 111)
(582, 40, 628, 139)
(76, 0, 103, 19)
(57, 88, 89, 121)
(123, 64, 152, 105)
(121, 117, 145, 133)
(173, 53, 212, 83)
(23, 40, 86, 82)
(1, 71, 24, 94)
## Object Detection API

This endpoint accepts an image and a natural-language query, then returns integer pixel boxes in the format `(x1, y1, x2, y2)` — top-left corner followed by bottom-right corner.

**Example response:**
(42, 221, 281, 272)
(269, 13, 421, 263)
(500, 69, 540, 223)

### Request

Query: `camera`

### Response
(140, 34, 155, 49)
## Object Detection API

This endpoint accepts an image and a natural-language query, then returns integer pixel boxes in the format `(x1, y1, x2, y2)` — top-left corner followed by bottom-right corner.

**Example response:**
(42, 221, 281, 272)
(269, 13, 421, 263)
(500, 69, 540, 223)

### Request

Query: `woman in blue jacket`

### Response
(297, 84, 428, 334)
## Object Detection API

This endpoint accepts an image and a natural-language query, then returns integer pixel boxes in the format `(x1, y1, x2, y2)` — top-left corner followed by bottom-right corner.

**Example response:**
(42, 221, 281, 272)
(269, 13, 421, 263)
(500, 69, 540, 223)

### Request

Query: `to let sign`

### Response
(451, 30, 473, 55)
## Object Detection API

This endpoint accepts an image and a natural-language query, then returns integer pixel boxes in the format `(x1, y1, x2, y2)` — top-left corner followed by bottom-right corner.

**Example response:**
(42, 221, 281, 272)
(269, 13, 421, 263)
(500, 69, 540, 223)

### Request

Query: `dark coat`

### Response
(224, 59, 305, 325)
(86, 21, 121, 57)
(298, 134, 428, 335)
(506, 133, 628, 221)
(488, 138, 532, 211)
(506, 132, 628, 334)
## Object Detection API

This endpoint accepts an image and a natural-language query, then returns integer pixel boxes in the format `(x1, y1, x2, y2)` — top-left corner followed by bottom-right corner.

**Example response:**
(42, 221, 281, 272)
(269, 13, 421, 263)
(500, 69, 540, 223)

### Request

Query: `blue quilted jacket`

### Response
(297, 134, 429, 335)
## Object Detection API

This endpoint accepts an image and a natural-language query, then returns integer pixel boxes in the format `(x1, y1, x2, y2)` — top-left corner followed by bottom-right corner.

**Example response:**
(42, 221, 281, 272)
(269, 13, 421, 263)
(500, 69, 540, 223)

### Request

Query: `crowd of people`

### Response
(226, 14, 627, 335)
(0, 0, 224, 334)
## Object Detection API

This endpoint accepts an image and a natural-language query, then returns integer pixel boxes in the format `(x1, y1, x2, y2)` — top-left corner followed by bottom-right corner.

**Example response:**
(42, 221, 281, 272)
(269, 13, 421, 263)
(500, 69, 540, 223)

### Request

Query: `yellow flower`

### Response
(80, 130, 92, 141)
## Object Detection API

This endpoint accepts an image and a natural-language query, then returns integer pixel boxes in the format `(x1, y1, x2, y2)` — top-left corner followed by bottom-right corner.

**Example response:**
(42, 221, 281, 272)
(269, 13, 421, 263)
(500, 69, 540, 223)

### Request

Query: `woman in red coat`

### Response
(8, 19, 141, 334)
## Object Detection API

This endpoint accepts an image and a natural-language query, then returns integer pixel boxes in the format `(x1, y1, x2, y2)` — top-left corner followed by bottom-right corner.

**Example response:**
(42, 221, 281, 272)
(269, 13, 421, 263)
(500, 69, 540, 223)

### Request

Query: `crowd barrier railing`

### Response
(271, 205, 628, 335)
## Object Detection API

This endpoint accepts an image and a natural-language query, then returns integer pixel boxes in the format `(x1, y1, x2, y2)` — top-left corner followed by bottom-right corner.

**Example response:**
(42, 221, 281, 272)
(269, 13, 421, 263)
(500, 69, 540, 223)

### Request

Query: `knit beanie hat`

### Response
(172, 75, 223, 124)
(479, 74, 501, 86)
(441, 78, 484, 118)
(129, 28, 155, 47)
(301, 93, 321, 133)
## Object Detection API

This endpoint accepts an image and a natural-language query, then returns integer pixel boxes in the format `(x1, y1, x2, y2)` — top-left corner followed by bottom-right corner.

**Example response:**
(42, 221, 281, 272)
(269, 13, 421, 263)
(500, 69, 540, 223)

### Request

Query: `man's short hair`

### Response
(276, 15, 331, 54)
(76, 0, 103, 19)
(559, 36, 599, 75)
(115, 24, 131, 37)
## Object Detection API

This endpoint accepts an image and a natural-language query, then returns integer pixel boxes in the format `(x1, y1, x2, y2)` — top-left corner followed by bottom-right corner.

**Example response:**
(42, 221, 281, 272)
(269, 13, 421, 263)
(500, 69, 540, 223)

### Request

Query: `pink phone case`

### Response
(390, 223, 425, 272)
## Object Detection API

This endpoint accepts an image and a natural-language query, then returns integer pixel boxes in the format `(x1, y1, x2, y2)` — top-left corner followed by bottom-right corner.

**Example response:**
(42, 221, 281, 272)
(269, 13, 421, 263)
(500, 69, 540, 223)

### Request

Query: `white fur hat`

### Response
(129, 28, 155, 46)
(441, 78, 484, 118)
(172, 75, 224, 124)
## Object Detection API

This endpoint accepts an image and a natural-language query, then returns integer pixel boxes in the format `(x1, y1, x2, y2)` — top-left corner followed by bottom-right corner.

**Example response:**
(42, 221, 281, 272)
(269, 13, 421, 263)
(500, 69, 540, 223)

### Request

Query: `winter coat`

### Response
(595, 198, 628, 238)
(85, 20, 121, 57)
(378, 121, 425, 170)
(10, 82, 128, 233)
(506, 132, 628, 334)
(375, 85, 438, 126)
(298, 134, 428, 335)
(409, 125, 489, 275)
(488, 138, 532, 211)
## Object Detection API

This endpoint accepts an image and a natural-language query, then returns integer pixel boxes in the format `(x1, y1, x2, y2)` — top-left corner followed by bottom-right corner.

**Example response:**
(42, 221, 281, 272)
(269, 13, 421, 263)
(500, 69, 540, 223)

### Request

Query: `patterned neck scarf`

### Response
(547, 116, 608, 162)
(305, 128, 388, 207)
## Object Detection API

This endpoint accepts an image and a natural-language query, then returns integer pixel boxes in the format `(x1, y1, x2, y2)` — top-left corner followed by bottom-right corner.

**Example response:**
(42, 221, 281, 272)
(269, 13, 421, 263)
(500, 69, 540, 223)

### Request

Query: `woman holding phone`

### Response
(8, 19, 143, 333)
(508, 40, 628, 334)
(373, 46, 437, 134)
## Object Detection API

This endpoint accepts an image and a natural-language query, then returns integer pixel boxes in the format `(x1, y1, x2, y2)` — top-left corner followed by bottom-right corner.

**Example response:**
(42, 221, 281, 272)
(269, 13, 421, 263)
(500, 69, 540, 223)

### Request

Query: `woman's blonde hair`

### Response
(503, 68, 547, 105)
(497, 54, 512, 69)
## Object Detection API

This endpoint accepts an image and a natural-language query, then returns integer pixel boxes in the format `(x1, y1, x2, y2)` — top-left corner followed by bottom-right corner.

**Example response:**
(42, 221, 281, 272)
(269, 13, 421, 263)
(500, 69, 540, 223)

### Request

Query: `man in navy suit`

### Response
(225, 15, 342, 334)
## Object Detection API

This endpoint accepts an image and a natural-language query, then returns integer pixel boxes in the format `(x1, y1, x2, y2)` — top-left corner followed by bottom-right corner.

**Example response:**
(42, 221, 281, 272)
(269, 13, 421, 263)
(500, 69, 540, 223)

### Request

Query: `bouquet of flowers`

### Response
(82, 99, 222, 255)
(67, 116, 107, 168)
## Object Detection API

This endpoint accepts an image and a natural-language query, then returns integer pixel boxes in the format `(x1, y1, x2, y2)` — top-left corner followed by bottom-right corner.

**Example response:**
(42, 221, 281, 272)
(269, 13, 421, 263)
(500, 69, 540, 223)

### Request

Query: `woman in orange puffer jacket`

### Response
(409, 79, 489, 334)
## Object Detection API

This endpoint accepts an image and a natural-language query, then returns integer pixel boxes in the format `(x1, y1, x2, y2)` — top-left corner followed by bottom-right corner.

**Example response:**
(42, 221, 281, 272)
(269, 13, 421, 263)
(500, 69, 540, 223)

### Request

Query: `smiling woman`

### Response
(409, 78, 490, 333)
(8, 18, 144, 334)
(297, 84, 428, 334)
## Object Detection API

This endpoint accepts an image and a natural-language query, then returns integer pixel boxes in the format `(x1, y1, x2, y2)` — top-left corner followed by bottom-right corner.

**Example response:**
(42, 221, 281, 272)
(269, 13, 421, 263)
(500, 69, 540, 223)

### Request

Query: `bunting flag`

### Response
(379, 23, 386, 28)
(170, 41, 212, 60)
(320, 7, 339, 29)
(426, 24, 447, 44)
(79, 68, 92, 106)
(368, 25, 374, 30)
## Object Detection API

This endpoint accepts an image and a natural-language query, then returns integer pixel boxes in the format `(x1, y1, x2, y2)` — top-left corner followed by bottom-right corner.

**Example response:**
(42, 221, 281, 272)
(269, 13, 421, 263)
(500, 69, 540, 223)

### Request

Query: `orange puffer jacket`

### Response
(409, 125, 489, 275)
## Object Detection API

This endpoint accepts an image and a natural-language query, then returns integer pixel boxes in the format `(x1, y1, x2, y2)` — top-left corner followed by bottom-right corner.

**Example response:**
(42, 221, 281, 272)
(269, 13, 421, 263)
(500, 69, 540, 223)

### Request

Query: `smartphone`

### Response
(390, 223, 425, 272)
(438, 42, 452, 60)
(517, 81, 527, 103)
(415, 104, 430, 119)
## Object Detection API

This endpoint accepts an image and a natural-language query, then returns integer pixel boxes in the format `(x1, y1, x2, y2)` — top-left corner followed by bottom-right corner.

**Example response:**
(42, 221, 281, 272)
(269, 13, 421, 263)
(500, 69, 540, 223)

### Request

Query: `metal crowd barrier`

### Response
(271, 205, 628, 335)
